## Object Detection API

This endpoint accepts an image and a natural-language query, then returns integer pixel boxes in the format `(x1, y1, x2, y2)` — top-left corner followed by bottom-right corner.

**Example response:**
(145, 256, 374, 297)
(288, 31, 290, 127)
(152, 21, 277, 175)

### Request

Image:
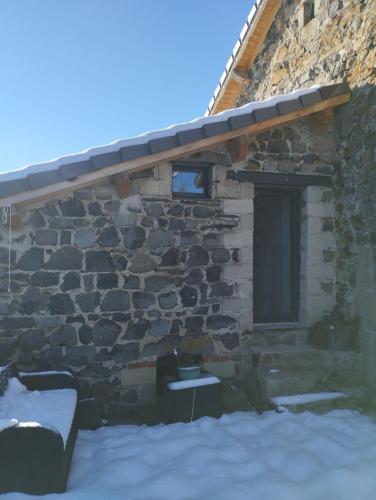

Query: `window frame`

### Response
(171, 162, 211, 199)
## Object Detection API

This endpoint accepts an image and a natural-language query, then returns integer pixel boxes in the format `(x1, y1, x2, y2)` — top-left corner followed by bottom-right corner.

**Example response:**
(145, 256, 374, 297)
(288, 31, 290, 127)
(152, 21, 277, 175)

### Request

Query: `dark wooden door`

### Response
(253, 189, 300, 323)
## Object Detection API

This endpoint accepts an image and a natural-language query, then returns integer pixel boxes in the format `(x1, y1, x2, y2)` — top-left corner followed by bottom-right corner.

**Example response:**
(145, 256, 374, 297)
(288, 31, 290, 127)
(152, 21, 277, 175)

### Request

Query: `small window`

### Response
(172, 164, 210, 198)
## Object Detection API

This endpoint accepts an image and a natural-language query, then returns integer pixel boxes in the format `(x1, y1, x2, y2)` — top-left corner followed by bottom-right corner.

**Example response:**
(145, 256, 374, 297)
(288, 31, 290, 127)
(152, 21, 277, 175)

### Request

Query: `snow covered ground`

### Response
(4, 409, 376, 500)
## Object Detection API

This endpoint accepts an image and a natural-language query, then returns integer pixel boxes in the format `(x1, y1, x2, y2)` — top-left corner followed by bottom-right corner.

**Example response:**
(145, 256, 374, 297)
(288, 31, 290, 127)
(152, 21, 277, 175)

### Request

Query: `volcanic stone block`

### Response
(18, 329, 46, 350)
(92, 318, 121, 346)
(206, 265, 221, 282)
(30, 271, 59, 287)
(79, 325, 92, 345)
(167, 204, 184, 217)
(124, 319, 151, 340)
(147, 229, 174, 248)
(48, 293, 75, 315)
(146, 204, 164, 217)
(76, 291, 100, 312)
(192, 206, 214, 218)
(18, 248, 44, 271)
(188, 246, 209, 266)
(207, 315, 236, 330)
(161, 248, 179, 266)
(35, 229, 58, 246)
(217, 332, 239, 350)
(145, 275, 172, 292)
(74, 228, 96, 248)
(129, 253, 156, 273)
(185, 269, 203, 285)
(111, 342, 140, 363)
(45, 246, 83, 270)
(210, 282, 234, 297)
(149, 319, 170, 337)
(185, 316, 204, 334)
(101, 290, 130, 311)
(21, 287, 42, 315)
(179, 286, 198, 307)
(123, 275, 140, 289)
(61, 271, 80, 291)
(60, 199, 86, 217)
(158, 292, 178, 309)
(98, 226, 120, 247)
(65, 346, 96, 366)
(48, 324, 77, 346)
(88, 202, 103, 216)
(86, 250, 115, 272)
(132, 292, 155, 309)
(97, 273, 118, 289)
(121, 226, 146, 250)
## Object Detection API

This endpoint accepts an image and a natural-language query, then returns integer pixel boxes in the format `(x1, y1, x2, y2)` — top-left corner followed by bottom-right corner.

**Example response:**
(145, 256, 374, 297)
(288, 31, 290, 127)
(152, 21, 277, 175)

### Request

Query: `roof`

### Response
(207, 0, 283, 115)
(0, 83, 350, 207)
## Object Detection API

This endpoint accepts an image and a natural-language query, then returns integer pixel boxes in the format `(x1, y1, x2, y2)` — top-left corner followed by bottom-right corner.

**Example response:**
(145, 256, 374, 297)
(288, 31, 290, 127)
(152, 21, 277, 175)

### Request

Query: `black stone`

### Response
(112, 313, 131, 322)
(206, 265, 221, 282)
(21, 286, 42, 314)
(210, 281, 233, 297)
(27, 210, 46, 228)
(192, 206, 214, 218)
(97, 273, 119, 289)
(149, 319, 170, 336)
(18, 248, 44, 271)
(147, 229, 174, 248)
(167, 204, 184, 217)
(207, 315, 236, 330)
(97, 226, 120, 247)
(113, 254, 128, 271)
(185, 316, 204, 334)
(60, 199, 86, 217)
(79, 325, 92, 345)
(92, 318, 121, 346)
(88, 202, 103, 216)
(0, 247, 16, 266)
(18, 329, 46, 350)
(141, 216, 154, 227)
(161, 248, 179, 266)
(179, 286, 198, 307)
(86, 250, 114, 272)
(35, 229, 58, 246)
(170, 319, 182, 334)
(185, 269, 203, 285)
(96, 348, 112, 362)
(60, 230, 71, 245)
(212, 248, 231, 263)
(218, 332, 239, 350)
(187, 246, 209, 266)
(146, 204, 164, 217)
(76, 291, 100, 312)
(111, 342, 140, 363)
(129, 253, 156, 273)
(45, 246, 83, 270)
(168, 218, 186, 231)
(48, 324, 77, 346)
(48, 293, 75, 315)
(65, 346, 96, 366)
(101, 290, 130, 311)
(123, 275, 140, 289)
(145, 275, 172, 292)
(158, 292, 177, 309)
(61, 271, 80, 291)
(124, 319, 150, 340)
(121, 226, 145, 250)
(91, 380, 114, 403)
(180, 231, 199, 246)
(266, 139, 289, 154)
(256, 131, 271, 141)
(132, 292, 155, 309)
(83, 274, 94, 291)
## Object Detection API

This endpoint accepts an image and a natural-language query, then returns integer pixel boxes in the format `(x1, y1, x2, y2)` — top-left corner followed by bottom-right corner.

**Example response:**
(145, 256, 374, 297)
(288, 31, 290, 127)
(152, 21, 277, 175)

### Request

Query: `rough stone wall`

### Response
(236, 0, 376, 383)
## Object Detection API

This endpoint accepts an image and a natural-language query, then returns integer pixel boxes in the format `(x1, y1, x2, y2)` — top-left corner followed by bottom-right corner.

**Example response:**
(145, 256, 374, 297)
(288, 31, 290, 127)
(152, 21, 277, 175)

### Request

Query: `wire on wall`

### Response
(1, 204, 13, 301)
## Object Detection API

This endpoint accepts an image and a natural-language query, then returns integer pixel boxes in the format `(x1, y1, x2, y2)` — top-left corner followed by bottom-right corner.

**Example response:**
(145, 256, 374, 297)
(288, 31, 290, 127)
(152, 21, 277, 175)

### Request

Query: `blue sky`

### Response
(0, 1, 252, 173)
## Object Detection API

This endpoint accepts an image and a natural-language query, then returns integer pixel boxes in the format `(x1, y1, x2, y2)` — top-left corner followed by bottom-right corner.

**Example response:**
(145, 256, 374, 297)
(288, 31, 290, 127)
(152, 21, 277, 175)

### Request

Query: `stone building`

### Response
(0, 0, 374, 417)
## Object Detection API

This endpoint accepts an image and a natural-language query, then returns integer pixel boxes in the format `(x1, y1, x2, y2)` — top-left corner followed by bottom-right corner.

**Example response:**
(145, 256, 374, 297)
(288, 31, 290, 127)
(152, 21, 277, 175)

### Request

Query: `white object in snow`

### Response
(0, 378, 77, 447)
(19, 370, 74, 378)
(271, 392, 346, 406)
(168, 374, 221, 391)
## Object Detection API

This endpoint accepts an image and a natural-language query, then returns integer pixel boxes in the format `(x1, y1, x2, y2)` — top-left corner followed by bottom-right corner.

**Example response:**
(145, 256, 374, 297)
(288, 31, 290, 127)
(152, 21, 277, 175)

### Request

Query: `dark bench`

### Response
(0, 368, 79, 495)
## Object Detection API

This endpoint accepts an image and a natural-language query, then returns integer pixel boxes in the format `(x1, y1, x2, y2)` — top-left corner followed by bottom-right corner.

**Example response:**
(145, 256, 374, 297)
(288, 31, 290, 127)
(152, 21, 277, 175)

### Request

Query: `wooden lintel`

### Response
(112, 172, 131, 199)
(227, 135, 250, 162)
(0, 93, 350, 209)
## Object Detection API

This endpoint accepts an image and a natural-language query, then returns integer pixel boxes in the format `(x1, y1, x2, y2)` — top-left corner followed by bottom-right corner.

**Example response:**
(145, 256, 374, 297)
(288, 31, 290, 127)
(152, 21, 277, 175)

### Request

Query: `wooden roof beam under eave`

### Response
(0, 92, 351, 209)
(209, 0, 283, 115)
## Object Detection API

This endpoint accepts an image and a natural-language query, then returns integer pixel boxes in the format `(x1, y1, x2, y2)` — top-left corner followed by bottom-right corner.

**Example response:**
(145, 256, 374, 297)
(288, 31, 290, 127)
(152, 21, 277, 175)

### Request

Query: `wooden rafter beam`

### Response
(0, 93, 350, 208)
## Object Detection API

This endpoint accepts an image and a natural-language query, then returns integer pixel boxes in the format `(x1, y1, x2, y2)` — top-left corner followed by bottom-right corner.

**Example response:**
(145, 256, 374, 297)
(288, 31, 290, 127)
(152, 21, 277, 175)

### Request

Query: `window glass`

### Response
(172, 166, 209, 198)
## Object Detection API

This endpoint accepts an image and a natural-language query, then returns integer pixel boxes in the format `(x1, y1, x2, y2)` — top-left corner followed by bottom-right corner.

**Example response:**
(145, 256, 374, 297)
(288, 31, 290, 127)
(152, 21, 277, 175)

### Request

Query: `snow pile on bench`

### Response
(0, 378, 76, 447)
(272, 391, 346, 406)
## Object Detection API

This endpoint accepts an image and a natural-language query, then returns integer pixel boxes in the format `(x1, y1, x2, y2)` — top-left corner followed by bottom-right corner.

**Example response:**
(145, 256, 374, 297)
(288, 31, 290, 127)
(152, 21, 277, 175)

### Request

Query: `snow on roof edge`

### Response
(0, 86, 321, 184)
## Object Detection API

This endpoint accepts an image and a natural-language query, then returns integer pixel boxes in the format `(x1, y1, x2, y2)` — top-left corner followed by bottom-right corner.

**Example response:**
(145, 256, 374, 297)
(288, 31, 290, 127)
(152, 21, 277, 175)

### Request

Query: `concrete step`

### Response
(271, 387, 367, 414)
(243, 328, 309, 348)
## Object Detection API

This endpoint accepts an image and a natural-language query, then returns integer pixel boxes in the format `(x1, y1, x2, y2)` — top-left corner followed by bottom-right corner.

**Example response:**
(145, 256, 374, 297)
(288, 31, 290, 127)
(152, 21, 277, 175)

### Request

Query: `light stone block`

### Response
(121, 365, 156, 386)
(223, 297, 251, 313)
(240, 213, 254, 231)
(223, 264, 252, 280)
(223, 199, 253, 215)
(223, 231, 252, 248)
